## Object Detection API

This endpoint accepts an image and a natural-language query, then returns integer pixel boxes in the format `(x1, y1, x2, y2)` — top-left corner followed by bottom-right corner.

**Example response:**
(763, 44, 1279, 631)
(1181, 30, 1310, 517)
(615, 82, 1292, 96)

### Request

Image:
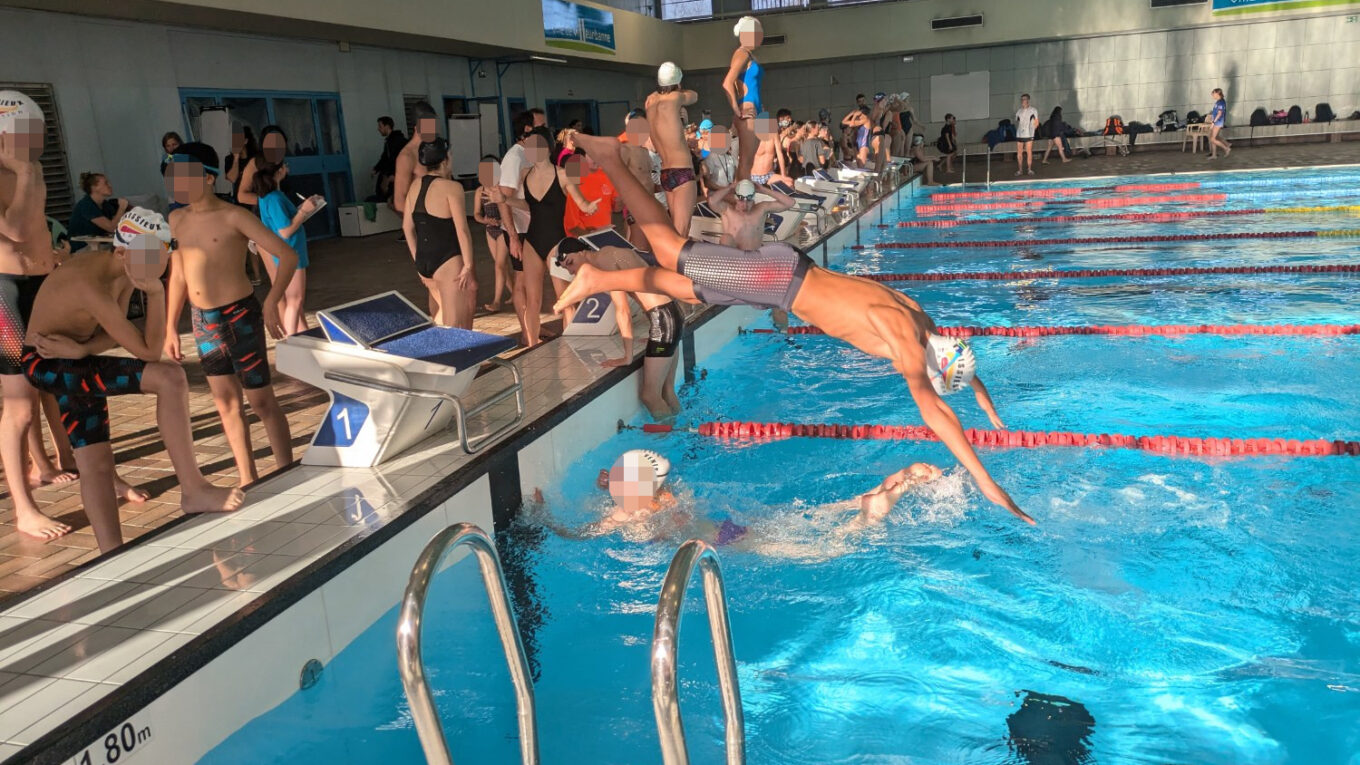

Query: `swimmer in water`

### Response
(553, 132, 1032, 525)
(532, 451, 947, 549)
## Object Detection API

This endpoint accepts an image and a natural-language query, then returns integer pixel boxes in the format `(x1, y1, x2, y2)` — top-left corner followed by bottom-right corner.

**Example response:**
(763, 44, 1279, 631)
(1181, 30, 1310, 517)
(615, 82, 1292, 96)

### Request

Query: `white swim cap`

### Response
(733, 16, 760, 37)
(734, 179, 756, 198)
(657, 62, 684, 88)
(113, 207, 172, 250)
(924, 335, 976, 395)
(0, 90, 43, 134)
(613, 449, 671, 494)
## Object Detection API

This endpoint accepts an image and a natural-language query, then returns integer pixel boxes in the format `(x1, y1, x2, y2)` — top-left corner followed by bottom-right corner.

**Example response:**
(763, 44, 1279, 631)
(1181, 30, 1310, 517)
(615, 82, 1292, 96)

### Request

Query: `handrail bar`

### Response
(397, 523, 539, 765)
(651, 539, 745, 765)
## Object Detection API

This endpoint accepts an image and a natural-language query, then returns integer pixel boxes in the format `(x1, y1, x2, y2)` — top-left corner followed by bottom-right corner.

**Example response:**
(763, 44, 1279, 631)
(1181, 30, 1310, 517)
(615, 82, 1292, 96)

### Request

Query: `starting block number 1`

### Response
(315, 392, 370, 448)
(68, 716, 152, 765)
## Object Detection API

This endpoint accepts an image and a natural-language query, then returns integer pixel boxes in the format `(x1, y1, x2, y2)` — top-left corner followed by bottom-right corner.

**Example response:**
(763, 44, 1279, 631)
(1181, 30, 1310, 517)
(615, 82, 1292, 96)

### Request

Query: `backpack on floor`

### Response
(1157, 110, 1182, 131)
(1270, 109, 1288, 125)
(1249, 108, 1270, 127)
(1102, 116, 1125, 135)
(1286, 105, 1303, 124)
(1186, 110, 1204, 124)
(1315, 103, 1335, 123)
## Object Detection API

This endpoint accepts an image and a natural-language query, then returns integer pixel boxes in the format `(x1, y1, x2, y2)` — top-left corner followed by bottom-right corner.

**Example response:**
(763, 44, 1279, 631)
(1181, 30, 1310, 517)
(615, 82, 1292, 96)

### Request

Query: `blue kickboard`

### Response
(373, 327, 514, 370)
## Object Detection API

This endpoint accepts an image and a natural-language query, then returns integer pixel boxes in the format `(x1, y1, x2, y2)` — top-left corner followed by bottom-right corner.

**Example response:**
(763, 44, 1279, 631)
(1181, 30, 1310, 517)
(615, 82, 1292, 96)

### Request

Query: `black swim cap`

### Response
(418, 137, 449, 168)
(553, 237, 591, 266)
(163, 141, 221, 176)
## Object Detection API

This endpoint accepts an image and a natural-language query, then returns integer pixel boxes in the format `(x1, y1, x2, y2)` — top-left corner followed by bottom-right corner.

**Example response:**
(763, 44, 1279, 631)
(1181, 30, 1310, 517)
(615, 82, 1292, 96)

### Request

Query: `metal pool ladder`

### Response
(651, 539, 746, 765)
(396, 522, 539, 765)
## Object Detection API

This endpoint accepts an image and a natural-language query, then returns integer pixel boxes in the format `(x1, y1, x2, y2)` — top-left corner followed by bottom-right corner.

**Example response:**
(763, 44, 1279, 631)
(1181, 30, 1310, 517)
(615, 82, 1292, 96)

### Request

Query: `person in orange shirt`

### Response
(563, 151, 616, 237)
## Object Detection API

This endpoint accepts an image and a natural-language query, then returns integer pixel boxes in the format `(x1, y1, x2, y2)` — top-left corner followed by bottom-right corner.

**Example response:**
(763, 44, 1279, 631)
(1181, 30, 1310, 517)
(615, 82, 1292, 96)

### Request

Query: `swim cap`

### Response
(113, 207, 172, 250)
(698, 118, 714, 133)
(553, 236, 591, 269)
(163, 142, 221, 176)
(658, 62, 684, 88)
(734, 179, 756, 199)
(925, 335, 976, 395)
(0, 90, 43, 134)
(613, 450, 671, 494)
(418, 137, 449, 168)
(733, 15, 760, 37)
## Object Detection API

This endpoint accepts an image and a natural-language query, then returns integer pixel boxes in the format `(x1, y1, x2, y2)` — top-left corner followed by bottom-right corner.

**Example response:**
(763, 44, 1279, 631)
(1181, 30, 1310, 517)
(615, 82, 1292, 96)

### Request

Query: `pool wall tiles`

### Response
(80, 480, 493, 765)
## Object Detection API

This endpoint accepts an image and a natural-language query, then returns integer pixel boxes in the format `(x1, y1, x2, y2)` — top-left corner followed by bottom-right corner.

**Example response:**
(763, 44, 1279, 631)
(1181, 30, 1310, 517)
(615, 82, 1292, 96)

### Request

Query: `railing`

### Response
(324, 356, 524, 454)
(651, 540, 745, 765)
(396, 523, 539, 765)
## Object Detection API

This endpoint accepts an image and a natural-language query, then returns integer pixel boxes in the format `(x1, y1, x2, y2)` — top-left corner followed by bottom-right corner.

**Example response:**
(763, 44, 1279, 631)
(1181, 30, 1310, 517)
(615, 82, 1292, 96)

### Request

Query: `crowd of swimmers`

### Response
(0, 14, 1055, 566)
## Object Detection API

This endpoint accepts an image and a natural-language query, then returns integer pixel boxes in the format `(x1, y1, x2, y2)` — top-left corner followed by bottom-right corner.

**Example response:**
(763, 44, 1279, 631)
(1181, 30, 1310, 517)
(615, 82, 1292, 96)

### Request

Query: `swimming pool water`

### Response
(206, 167, 1360, 765)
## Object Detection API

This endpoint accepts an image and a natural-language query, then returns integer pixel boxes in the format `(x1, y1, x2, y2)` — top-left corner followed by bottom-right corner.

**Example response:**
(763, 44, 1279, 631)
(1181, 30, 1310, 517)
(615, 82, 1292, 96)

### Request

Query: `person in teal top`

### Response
(723, 15, 765, 184)
(250, 160, 321, 336)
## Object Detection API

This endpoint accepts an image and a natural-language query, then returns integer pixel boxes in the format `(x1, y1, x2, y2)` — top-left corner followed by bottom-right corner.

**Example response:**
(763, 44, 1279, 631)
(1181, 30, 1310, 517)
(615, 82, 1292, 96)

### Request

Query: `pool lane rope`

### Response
(931, 182, 1201, 201)
(853, 264, 1360, 282)
(916, 193, 1230, 214)
(854, 228, 1360, 251)
(889, 205, 1360, 229)
(740, 324, 1360, 338)
(629, 422, 1360, 458)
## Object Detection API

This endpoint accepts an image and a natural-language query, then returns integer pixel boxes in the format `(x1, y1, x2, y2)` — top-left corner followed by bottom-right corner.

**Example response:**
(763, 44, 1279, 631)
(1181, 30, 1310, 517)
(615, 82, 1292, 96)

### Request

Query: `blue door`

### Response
(180, 89, 353, 239)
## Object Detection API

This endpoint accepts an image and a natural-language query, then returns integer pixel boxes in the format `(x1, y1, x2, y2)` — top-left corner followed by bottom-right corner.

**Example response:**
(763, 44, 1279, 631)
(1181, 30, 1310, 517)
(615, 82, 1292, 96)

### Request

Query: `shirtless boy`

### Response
(555, 238, 682, 419)
(708, 179, 794, 251)
(748, 115, 789, 187)
(647, 63, 699, 237)
(555, 132, 1032, 524)
(393, 101, 438, 215)
(620, 113, 657, 251)
(0, 90, 86, 541)
(163, 142, 305, 486)
(23, 208, 244, 551)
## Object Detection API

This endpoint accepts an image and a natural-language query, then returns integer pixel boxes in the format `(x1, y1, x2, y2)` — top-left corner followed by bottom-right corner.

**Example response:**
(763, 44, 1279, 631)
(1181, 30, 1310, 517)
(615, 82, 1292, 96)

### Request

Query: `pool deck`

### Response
(1, 138, 1358, 600)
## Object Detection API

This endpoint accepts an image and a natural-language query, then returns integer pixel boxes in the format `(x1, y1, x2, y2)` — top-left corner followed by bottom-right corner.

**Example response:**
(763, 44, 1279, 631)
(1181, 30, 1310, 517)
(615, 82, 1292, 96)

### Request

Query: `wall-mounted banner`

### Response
(1213, 0, 1359, 14)
(543, 0, 616, 55)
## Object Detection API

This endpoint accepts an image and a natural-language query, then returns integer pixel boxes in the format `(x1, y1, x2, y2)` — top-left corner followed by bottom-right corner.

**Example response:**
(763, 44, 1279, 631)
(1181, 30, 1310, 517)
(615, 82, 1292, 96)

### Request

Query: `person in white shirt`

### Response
(1014, 94, 1039, 176)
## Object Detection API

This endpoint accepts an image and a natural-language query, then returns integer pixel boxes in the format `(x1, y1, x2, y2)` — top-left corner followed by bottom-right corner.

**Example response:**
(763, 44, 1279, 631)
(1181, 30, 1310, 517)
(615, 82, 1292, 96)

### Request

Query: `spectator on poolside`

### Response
(392, 102, 438, 215)
(68, 172, 127, 252)
(1207, 87, 1231, 160)
(1015, 94, 1039, 176)
(701, 125, 737, 194)
(909, 134, 940, 186)
(1041, 107, 1072, 165)
(370, 116, 406, 204)
(161, 131, 182, 156)
(937, 113, 958, 173)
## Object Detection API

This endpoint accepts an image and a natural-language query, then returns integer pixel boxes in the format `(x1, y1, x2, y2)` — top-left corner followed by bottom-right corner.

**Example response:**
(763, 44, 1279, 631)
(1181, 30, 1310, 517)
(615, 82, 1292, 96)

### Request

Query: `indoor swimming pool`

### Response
(205, 166, 1360, 764)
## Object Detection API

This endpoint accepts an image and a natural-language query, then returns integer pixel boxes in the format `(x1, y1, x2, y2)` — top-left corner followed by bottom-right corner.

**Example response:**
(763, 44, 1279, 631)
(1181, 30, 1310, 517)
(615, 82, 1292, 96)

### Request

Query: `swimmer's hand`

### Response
(33, 334, 89, 360)
(163, 332, 183, 362)
(988, 413, 1006, 430)
(582, 198, 601, 215)
(262, 296, 286, 340)
(600, 357, 629, 368)
(0, 133, 34, 170)
(129, 272, 164, 295)
(981, 480, 1035, 526)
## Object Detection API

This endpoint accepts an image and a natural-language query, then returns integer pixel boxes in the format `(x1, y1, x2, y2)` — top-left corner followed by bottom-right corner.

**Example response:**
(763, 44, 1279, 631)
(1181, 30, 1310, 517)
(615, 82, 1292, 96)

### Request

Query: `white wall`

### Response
(0, 7, 654, 205)
(685, 13, 1359, 148)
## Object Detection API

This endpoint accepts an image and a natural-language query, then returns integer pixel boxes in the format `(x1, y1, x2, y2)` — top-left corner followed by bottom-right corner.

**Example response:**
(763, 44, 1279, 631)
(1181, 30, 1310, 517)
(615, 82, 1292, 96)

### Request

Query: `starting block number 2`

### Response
(315, 392, 370, 448)
(574, 293, 611, 324)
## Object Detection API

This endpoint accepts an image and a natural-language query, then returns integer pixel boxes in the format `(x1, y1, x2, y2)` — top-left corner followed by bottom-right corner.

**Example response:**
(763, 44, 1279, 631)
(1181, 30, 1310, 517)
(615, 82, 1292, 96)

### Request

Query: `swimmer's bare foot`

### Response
(482, 302, 503, 313)
(181, 484, 246, 514)
(572, 133, 622, 166)
(29, 465, 78, 487)
(15, 507, 73, 541)
(553, 263, 602, 313)
(114, 476, 150, 504)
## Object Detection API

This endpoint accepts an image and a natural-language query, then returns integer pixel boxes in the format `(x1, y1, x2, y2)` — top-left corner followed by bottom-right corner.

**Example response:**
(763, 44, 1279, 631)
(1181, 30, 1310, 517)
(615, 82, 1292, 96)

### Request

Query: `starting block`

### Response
(276, 292, 523, 466)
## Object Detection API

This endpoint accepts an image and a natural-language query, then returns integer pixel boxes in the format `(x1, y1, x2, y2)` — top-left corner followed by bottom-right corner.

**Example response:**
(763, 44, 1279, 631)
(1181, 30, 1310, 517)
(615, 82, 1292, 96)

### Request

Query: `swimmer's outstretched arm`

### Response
(969, 375, 1005, 430)
(866, 307, 1034, 525)
(850, 463, 943, 527)
(525, 489, 603, 540)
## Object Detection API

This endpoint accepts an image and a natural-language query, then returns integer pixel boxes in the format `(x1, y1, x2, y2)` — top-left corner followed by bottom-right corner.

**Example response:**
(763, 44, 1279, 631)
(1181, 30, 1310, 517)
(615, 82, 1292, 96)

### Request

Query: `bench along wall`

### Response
(683, 11, 1358, 154)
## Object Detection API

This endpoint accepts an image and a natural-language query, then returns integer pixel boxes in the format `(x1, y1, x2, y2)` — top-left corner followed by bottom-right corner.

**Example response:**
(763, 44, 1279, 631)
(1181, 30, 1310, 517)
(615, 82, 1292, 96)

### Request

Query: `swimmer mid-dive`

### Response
(531, 450, 947, 551)
(554, 132, 1033, 525)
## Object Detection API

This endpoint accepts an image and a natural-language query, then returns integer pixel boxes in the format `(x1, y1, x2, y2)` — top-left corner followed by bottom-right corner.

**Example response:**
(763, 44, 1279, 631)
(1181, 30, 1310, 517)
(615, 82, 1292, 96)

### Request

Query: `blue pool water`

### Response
(206, 168, 1360, 764)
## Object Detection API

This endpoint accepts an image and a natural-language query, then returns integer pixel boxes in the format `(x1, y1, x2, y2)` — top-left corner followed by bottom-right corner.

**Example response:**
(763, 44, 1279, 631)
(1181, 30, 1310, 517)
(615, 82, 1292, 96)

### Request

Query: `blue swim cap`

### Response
(698, 119, 714, 132)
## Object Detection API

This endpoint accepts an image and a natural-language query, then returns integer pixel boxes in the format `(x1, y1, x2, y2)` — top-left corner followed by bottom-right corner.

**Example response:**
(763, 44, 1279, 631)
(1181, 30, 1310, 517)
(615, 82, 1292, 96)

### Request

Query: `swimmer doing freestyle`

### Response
(531, 450, 946, 547)
(554, 131, 1032, 525)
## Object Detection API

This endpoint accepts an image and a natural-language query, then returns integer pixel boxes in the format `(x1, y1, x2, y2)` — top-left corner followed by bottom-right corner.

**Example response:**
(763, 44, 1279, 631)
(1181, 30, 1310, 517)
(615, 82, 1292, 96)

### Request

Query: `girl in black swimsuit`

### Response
(401, 138, 476, 328)
(508, 129, 595, 346)
(473, 155, 514, 312)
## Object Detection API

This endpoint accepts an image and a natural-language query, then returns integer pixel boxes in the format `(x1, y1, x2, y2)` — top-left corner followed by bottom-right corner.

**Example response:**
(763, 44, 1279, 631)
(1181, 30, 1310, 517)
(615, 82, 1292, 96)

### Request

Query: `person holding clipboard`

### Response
(250, 160, 323, 337)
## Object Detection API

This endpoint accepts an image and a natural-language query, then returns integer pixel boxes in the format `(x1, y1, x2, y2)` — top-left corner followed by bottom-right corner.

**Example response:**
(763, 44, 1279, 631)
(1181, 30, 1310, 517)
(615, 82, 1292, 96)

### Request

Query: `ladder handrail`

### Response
(651, 539, 745, 765)
(397, 522, 539, 765)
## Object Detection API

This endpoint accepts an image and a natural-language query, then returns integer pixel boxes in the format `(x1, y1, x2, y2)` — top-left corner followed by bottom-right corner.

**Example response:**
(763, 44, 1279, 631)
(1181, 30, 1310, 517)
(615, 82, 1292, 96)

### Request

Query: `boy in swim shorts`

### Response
(162, 142, 300, 487)
(22, 208, 245, 551)
(555, 132, 1034, 525)
(647, 63, 700, 238)
(555, 238, 683, 419)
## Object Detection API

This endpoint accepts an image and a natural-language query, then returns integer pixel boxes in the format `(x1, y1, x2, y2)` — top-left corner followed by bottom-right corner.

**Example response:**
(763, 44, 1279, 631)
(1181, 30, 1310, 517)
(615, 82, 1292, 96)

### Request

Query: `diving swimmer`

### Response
(553, 132, 1033, 525)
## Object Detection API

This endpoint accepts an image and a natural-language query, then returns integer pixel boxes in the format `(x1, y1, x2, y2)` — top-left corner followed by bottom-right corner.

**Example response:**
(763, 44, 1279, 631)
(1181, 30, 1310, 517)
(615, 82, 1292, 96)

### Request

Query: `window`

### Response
(660, 0, 711, 20)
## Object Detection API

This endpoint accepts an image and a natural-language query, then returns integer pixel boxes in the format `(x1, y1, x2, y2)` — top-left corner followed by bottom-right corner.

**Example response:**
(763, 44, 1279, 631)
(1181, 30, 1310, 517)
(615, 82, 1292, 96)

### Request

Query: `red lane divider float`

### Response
(915, 201, 1045, 215)
(852, 229, 1341, 251)
(742, 323, 1360, 338)
(856, 263, 1360, 282)
(1111, 182, 1201, 192)
(895, 208, 1267, 229)
(931, 188, 1087, 201)
(1084, 193, 1227, 208)
(643, 422, 1360, 458)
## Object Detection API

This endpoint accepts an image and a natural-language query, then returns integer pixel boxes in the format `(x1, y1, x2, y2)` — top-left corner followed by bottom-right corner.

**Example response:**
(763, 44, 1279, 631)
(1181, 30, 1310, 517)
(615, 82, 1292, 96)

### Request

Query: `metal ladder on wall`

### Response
(396, 528, 745, 765)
